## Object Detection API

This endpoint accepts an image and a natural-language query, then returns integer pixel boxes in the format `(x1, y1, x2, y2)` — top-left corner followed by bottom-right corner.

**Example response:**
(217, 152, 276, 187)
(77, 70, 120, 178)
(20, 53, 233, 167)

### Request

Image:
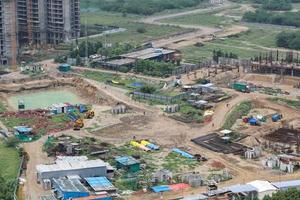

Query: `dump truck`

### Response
(73, 118, 84, 130)
(272, 114, 283, 122)
(85, 110, 95, 119)
(232, 82, 250, 93)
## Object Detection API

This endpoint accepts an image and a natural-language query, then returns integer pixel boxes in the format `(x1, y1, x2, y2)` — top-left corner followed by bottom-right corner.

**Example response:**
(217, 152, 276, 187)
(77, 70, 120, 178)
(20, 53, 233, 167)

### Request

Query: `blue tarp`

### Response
(151, 185, 171, 193)
(79, 104, 88, 113)
(272, 114, 281, 122)
(68, 112, 79, 122)
(14, 126, 33, 134)
(130, 82, 144, 88)
(249, 118, 257, 125)
(146, 143, 159, 150)
(172, 148, 194, 159)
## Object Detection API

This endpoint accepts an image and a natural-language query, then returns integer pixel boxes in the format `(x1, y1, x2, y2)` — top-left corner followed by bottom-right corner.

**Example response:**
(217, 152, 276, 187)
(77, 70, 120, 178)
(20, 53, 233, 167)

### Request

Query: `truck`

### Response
(232, 82, 250, 93)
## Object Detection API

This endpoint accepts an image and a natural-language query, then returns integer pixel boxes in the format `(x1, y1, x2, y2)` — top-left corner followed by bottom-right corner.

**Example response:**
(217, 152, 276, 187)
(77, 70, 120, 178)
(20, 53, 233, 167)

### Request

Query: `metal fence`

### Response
(133, 91, 189, 103)
(13, 156, 25, 200)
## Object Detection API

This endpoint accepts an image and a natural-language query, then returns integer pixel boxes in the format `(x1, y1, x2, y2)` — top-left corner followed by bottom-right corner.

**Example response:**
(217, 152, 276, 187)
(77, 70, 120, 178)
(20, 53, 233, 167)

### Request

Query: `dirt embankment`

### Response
(243, 73, 300, 86)
(0, 76, 119, 106)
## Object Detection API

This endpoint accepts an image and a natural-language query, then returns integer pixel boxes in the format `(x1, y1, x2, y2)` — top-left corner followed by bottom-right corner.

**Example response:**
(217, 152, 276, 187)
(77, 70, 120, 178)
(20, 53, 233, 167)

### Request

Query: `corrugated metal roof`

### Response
(53, 178, 89, 193)
(115, 156, 139, 166)
(227, 184, 257, 193)
(40, 195, 57, 200)
(85, 177, 116, 192)
(182, 194, 208, 200)
(272, 180, 300, 189)
(248, 180, 277, 192)
(121, 48, 175, 60)
(36, 158, 113, 173)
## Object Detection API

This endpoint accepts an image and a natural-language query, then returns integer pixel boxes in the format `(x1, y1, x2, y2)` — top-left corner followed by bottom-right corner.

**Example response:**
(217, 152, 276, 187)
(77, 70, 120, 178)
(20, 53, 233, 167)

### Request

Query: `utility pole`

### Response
(85, 19, 88, 65)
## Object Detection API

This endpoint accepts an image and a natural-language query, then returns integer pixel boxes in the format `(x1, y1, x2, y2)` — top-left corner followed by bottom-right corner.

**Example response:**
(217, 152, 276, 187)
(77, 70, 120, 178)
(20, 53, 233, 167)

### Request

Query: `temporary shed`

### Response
(36, 157, 114, 183)
(52, 178, 89, 200)
(247, 180, 277, 200)
(182, 194, 208, 200)
(85, 177, 116, 192)
(14, 126, 33, 135)
(115, 156, 140, 173)
(74, 195, 112, 200)
(272, 180, 300, 190)
(58, 64, 71, 72)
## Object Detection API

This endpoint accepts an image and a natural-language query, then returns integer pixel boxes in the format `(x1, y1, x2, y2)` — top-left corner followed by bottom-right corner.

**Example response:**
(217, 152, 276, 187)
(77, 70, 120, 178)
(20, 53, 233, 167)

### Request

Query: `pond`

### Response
(8, 89, 83, 110)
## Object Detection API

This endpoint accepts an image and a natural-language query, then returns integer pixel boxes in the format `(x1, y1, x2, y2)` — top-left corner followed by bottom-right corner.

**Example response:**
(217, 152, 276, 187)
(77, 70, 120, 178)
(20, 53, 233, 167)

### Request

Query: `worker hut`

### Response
(52, 178, 89, 200)
(115, 156, 140, 173)
(85, 177, 116, 193)
(58, 64, 71, 72)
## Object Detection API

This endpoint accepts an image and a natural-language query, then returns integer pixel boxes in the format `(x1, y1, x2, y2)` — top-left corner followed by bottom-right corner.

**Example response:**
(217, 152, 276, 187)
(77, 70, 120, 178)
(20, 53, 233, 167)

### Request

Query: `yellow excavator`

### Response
(73, 118, 84, 130)
(85, 110, 95, 119)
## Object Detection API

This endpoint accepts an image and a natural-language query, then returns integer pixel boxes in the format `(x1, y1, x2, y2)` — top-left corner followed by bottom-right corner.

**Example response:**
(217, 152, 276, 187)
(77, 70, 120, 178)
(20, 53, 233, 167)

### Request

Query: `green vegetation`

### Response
(263, 188, 300, 200)
(222, 101, 252, 129)
(50, 114, 70, 124)
(80, 11, 186, 44)
(178, 102, 203, 123)
(162, 13, 235, 27)
(0, 102, 6, 113)
(0, 117, 34, 130)
(269, 97, 300, 108)
(276, 31, 300, 50)
(261, 0, 292, 11)
(162, 152, 199, 172)
(212, 49, 238, 62)
(0, 142, 20, 179)
(0, 175, 15, 200)
(134, 60, 177, 77)
(243, 10, 300, 27)
(81, 0, 206, 15)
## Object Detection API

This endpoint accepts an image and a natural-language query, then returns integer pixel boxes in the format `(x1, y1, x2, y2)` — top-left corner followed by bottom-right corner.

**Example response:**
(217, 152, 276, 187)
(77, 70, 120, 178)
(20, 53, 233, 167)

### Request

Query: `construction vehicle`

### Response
(85, 110, 95, 119)
(73, 118, 84, 130)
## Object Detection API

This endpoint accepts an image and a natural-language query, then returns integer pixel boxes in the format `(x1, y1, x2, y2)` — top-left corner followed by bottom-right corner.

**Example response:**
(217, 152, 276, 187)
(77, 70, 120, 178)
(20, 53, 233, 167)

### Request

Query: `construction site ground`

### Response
(1, 66, 297, 200)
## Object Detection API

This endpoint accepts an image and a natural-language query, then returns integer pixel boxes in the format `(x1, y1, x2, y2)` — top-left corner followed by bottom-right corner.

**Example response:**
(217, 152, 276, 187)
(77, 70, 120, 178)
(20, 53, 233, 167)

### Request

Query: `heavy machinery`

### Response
(232, 82, 250, 93)
(73, 118, 84, 130)
(85, 110, 95, 119)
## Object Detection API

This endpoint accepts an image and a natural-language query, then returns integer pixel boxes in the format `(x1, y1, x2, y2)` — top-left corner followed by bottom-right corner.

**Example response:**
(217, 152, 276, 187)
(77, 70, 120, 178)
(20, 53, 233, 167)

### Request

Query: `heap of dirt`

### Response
(243, 74, 276, 83)
(211, 70, 240, 85)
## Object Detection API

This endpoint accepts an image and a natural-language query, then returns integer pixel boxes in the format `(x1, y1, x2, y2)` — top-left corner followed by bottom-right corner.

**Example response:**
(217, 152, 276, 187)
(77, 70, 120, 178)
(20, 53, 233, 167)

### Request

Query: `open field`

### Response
(80, 11, 187, 44)
(0, 142, 20, 179)
(161, 12, 237, 28)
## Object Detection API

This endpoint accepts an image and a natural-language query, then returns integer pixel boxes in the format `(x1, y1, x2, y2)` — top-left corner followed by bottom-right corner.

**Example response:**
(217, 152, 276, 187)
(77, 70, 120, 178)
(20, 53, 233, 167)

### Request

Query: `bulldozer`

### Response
(85, 110, 95, 119)
(73, 118, 84, 130)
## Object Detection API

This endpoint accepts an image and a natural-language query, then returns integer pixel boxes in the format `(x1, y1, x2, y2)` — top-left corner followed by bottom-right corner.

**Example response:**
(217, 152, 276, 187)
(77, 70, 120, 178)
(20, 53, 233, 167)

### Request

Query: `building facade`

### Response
(0, 0, 80, 66)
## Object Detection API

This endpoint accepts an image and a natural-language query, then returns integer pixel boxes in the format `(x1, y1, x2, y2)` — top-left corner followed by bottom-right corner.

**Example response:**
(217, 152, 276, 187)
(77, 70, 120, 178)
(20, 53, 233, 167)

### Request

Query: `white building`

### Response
(247, 180, 278, 200)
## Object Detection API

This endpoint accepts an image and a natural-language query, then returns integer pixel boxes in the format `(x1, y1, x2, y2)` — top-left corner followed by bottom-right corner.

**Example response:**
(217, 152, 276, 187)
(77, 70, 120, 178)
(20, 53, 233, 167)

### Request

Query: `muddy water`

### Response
(8, 89, 83, 110)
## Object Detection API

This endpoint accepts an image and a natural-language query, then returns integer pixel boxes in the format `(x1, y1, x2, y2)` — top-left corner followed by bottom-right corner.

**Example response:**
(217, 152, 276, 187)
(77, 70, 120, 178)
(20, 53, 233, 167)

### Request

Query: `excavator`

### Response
(85, 110, 95, 119)
(73, 118, 84, 130)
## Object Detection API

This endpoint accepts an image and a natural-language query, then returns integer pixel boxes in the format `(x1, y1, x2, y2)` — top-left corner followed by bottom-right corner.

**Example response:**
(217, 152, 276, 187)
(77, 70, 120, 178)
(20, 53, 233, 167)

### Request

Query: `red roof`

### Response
(169, 183, 190, 190)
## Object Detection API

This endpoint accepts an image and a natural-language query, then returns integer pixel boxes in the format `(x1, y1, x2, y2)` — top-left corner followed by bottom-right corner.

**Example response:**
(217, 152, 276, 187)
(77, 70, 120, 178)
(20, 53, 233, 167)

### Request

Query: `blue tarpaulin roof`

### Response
(130, 82, 143, 88)
(85, 177, 116, 192)
(151, 185, 171, 193)
(227, 184, 257, 193)
(115, 156, 139, 166)
(272, 180, 300, 189)
(14, 126, 32, 133)
(172, 148, 194, 159)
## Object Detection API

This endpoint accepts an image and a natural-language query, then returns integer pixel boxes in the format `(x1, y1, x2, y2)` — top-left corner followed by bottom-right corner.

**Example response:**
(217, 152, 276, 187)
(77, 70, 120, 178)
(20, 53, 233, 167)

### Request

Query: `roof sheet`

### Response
(248, 180, 277, 192)
(151, 185, 171, 193)
(85, 177, 116, 192)
(227, 184, 257, 193)
(106, 58, 135, 66)
(53, 178, 88, 193)
(37, 159, 113, 173)
(40, 195, 57, 200)
(121, 48, 175, 60)
(272, 180, 300, 189)
(182, 194, 208, 200)
(115, 156, 139, 166)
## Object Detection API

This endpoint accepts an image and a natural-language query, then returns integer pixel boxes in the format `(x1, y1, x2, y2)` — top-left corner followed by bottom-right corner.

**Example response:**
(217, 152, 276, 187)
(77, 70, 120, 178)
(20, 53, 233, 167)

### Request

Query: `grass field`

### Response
(80, 11, 187, 44)
(162, 13, 236, 28)
(0, 142, 20, 179)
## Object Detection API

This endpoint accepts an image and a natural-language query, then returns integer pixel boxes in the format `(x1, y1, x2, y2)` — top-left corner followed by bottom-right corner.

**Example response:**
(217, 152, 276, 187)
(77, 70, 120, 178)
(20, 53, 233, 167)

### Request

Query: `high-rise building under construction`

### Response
(0, 0, 80, 66)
